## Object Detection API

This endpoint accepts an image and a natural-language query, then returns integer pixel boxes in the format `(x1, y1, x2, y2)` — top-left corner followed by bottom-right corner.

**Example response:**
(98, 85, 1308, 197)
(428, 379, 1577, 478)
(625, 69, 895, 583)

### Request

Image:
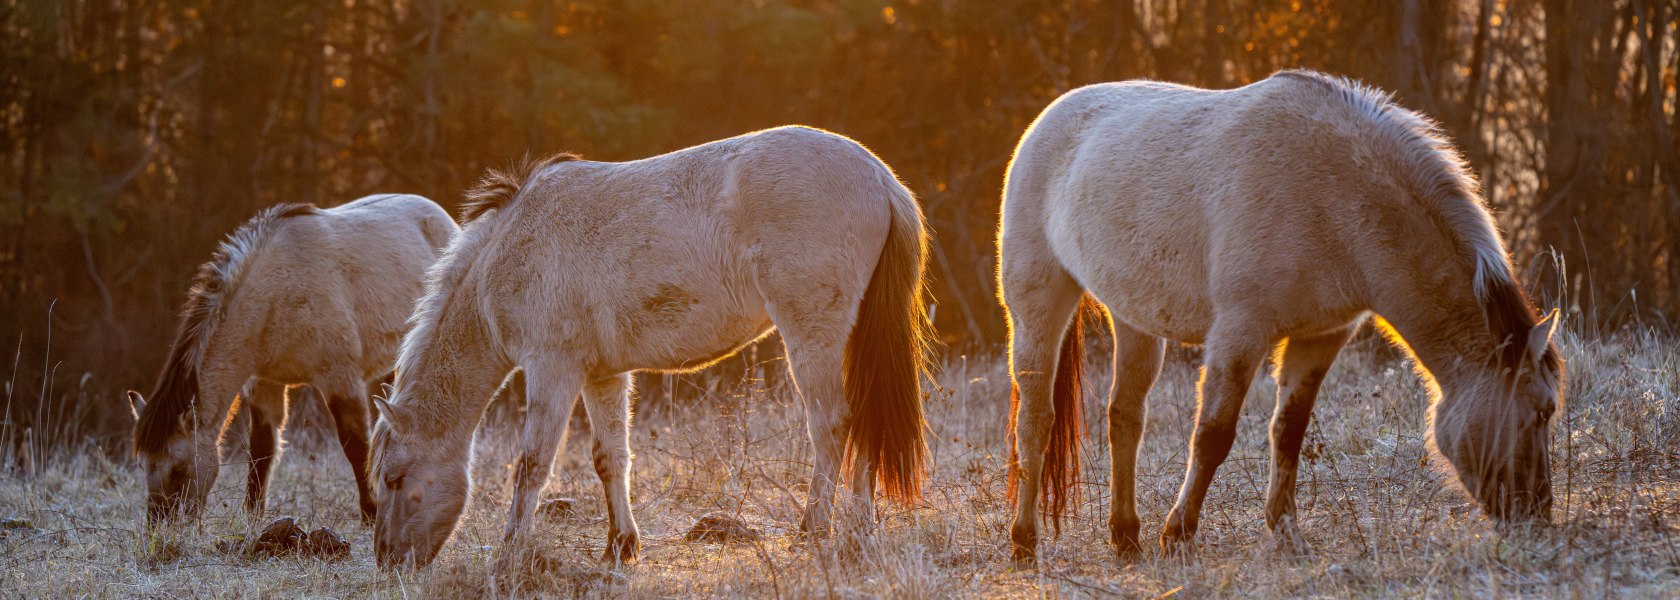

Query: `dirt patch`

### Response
(243, 516, 351, 561)
(683, 513, 763, 544)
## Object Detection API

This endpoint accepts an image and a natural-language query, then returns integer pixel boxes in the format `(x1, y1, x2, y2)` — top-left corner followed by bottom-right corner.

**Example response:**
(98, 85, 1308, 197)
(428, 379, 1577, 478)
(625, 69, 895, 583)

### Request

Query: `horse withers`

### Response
(998, 69, 1565, 564)
(128, 194, 457, 524)
(370, 126, 936, 569)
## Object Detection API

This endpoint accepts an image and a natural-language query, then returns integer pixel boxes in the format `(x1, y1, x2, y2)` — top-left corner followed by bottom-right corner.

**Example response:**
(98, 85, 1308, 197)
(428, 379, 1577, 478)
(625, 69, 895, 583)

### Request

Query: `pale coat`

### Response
(371, 126, 933, 568)
(130, 193, 457, 523)
(998, 70, 1564, 563)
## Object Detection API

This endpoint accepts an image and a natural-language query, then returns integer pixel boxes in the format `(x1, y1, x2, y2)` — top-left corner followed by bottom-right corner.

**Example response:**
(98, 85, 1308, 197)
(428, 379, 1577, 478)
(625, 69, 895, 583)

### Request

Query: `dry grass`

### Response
(3, 329, 1679, 598)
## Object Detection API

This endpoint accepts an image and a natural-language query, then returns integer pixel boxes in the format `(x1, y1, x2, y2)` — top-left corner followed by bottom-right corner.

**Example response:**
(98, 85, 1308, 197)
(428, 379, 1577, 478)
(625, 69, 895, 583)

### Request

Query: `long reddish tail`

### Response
(842, 185, 933, 503)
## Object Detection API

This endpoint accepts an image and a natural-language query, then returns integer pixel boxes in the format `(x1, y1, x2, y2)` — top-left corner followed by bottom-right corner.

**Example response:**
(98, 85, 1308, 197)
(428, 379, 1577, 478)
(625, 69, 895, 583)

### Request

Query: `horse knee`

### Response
(590, 440, 630, 480)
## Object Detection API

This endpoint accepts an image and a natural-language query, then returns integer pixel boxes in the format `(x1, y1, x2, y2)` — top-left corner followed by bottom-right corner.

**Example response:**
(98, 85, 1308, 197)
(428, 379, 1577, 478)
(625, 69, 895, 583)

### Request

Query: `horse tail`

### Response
(1008, 293, 1102, 533)
(843, 180, 934, 504)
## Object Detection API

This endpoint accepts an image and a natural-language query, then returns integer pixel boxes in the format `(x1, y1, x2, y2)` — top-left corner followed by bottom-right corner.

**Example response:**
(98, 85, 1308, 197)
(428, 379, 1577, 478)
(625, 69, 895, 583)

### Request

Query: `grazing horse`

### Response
(370, 126, 934, 569)
(128, 194, 457, 524)
(998, 69, 1565, 563)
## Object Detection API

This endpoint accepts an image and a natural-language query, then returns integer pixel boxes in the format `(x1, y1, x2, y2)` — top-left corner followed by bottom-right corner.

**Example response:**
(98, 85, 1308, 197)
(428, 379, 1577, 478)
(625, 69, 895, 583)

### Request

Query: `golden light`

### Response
(332, 77, 347, 88)
(882, 6, 896, 25)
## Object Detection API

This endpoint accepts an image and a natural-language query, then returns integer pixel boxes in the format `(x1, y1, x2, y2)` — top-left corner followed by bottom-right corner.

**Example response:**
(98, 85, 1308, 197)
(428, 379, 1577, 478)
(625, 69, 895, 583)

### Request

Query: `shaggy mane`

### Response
(458, 153, 580, 223)
(386, 156, 577, 438)
(1277, 69, 1554, 374)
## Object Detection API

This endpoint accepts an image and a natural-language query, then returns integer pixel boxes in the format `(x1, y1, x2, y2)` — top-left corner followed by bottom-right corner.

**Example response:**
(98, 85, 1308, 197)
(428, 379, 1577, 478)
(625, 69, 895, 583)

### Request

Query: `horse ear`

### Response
(126, 391, 146, 421)
(373, 396, 401, 433)
(1528, 308, 1560, 365)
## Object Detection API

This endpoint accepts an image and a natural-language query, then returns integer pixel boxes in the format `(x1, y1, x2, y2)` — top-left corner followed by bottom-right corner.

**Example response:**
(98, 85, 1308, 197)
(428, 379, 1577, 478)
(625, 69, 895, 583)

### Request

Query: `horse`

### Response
(128, 194, 457, 524)
(369, 126, 935, 569)
(997, 69, 1566, 564)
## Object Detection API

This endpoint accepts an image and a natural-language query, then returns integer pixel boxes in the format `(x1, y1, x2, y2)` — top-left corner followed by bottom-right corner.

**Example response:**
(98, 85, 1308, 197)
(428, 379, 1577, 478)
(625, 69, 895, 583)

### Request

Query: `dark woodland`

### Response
(5, 0, 1679, 445)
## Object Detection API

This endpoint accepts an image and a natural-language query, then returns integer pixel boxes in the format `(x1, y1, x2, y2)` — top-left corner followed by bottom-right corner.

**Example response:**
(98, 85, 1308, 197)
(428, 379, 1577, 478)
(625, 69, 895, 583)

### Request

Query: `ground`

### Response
(2, 330, 1678, 598)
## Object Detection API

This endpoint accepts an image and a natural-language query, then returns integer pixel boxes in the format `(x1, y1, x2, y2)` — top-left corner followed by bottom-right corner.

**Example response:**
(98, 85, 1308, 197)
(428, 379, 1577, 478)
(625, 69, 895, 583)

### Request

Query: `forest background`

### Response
(5, 0, 1678, 443)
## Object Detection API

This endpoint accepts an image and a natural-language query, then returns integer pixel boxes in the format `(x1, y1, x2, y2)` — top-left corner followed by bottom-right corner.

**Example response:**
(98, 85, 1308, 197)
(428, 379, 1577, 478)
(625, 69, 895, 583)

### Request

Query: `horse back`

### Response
(1013, 78, 1385, 342)
(220, 195, 452, 381)
(467, 127, 897, 376)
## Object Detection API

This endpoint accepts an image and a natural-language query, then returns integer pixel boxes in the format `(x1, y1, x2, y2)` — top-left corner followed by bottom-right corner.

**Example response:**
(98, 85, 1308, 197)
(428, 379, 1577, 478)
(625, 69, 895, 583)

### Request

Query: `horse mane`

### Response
(388, 156, 577, 432)
(458, 153, 580, 223)
(1277, 69, 1557, 374)
(134, 202, 320, 453)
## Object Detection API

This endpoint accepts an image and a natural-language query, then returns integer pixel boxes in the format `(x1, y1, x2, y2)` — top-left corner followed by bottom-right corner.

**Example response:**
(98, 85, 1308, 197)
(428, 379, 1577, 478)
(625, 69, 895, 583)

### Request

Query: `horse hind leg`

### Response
(752, 241, 872, 540)
(1160, 317, 1270, 554)
(1000, 260, 1084, 566)
(782, 335, 853, 539)
(582, 373, 639, 564)
(1106, 322, 1165, 559)
(1265, 325, 1352, 554)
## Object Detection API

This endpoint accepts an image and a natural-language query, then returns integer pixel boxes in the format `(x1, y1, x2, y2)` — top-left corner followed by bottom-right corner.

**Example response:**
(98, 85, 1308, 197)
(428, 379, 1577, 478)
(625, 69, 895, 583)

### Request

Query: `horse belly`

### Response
(1080, 262, 1213, 344)
(608, 259, 774, 374)
(628, 306, 773, 374)
(1049, 196, 1214, 343)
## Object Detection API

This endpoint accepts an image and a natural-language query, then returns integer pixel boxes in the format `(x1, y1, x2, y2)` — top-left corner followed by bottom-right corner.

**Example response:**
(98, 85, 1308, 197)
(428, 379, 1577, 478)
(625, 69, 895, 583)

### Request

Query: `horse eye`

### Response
(385, 474, 404, 490)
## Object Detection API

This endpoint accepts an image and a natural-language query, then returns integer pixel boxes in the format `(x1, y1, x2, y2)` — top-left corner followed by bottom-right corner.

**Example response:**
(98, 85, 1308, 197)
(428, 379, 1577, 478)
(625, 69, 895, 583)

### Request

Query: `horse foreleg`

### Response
(1106, 324, 1165, 560)
(1161, 320, 1268, 554)
(504, 366, 584, 547)
(1003, 286, 1083, 567)
(583, 373, 639, 564)
(1265, 326, 1351, 553)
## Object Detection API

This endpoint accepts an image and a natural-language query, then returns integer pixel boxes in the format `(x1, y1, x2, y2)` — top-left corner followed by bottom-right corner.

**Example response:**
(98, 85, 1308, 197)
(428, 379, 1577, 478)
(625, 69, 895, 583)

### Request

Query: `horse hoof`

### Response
(603, 532, 640, 565)
(1159, 524, 1195, 558)
(1113, 541, 1145, 562)
(1110, 520, 1143, 561)
(1008, 521, 1038, 566)
(794, 519, 833, 546)
(1010, 546, 1038, 570)
(1159, 539, 1193, 559)
(1270, 518, 1310, 557)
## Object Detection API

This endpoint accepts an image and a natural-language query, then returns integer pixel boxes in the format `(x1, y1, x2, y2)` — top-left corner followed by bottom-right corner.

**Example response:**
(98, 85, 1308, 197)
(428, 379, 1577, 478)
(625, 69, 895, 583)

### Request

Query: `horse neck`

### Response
(397, 304, 509, 445)
(1370, 262, 1504, 401)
